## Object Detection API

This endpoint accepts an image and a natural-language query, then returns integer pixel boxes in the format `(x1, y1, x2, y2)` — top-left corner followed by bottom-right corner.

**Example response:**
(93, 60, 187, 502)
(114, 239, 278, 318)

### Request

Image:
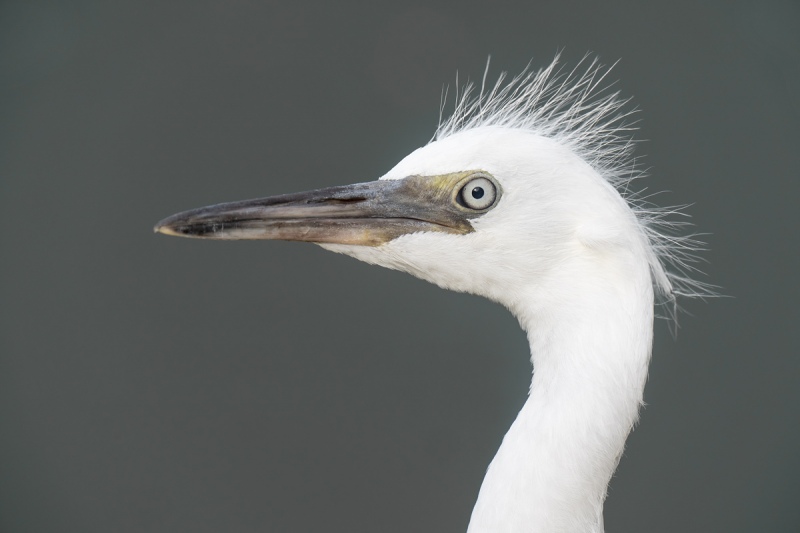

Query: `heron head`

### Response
(155, 127, 648, 310)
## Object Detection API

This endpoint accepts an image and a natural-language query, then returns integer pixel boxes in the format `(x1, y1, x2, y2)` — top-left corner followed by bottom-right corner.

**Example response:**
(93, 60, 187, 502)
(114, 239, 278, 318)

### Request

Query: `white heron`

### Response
(155, 56, 707, 533)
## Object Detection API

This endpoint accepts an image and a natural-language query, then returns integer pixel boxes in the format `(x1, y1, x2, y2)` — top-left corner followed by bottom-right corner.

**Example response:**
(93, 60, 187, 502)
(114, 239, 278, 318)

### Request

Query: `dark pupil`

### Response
(471, 187, 485, 199)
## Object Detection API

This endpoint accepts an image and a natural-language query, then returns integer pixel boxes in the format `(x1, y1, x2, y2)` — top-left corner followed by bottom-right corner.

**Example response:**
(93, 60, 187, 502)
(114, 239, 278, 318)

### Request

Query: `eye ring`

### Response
(458, 174, 498, 211)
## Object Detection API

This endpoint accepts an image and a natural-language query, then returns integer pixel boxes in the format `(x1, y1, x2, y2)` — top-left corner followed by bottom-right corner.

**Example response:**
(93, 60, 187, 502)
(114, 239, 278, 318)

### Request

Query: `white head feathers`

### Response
(435, 55, 714, 317)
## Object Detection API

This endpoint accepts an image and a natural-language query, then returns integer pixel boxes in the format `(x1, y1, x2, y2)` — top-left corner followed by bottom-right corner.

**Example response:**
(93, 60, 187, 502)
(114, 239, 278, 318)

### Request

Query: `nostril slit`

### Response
(308, 197, 366, 205)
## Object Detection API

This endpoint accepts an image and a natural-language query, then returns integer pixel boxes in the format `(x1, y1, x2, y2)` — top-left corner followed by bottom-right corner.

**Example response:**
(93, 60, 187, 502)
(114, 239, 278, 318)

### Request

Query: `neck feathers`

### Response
(468, 253, 654, 533)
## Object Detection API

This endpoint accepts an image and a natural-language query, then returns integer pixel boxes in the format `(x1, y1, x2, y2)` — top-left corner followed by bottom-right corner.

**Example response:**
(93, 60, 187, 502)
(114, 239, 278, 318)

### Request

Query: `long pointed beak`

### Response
(154, 176, 475, 246)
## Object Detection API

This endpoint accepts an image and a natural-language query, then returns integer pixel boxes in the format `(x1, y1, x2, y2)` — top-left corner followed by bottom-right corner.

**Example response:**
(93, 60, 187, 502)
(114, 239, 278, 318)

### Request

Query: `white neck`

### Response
(467, 261, 654, 533)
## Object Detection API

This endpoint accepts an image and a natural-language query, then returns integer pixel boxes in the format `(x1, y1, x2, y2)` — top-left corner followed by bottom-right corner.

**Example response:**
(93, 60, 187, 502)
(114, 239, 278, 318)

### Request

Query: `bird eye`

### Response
(459, 175, 497, 210)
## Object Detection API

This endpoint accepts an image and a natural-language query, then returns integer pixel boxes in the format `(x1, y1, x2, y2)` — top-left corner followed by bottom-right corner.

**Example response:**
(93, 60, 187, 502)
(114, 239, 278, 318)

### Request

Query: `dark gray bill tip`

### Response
(153, 210, 264, 239)
(154, 212, 203, 237)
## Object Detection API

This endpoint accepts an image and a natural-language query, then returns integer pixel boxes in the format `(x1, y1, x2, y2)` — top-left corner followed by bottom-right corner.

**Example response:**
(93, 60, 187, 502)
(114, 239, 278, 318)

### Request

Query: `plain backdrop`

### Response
(2, 1, 798, 532)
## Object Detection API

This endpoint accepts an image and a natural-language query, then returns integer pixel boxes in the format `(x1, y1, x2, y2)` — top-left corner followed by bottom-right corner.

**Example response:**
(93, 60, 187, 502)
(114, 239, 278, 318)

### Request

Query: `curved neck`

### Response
(468, 266, 654, 533)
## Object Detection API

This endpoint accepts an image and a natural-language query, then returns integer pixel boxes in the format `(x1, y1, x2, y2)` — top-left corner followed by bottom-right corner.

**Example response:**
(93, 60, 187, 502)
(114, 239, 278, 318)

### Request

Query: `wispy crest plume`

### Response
(436, 54, 716, 319)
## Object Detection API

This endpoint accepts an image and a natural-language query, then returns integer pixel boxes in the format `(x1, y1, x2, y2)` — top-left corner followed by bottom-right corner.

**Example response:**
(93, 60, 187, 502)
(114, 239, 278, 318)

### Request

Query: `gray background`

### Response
(2, 1, 798, 532)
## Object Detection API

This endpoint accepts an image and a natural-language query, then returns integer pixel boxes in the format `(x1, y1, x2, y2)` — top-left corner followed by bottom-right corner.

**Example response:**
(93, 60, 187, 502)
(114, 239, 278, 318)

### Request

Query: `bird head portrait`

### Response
(155, 56, 710, 532)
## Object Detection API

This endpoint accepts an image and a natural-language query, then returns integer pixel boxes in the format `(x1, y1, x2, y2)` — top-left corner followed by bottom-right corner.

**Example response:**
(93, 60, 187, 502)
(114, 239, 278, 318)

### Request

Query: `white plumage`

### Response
(156, 55, 709, 533)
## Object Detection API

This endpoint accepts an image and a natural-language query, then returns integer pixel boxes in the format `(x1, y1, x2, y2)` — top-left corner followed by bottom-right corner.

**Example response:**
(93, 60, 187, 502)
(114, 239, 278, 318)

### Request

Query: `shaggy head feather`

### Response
(434, 55, 714, 318)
